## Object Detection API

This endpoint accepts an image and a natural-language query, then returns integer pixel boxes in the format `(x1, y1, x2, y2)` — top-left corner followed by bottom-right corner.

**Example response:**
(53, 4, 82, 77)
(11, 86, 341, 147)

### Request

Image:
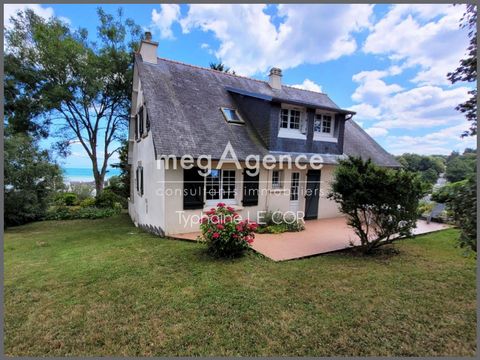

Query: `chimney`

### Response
(139, 31, 158, 64)
(268, 67, 282, 90)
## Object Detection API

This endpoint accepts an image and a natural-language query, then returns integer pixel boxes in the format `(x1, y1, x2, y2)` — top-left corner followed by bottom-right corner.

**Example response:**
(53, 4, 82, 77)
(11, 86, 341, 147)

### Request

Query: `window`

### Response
(183, 167, 205, 210)
(136, 165, 144, 196)
(272, 170, 282, 189)
(280, 108, 301, 130)
(221, 107, 244, 124)
(314, 113, 334, 135)
(290, 172, 300, 201)
(206, 169, 236, 203)
(242, 170, 259, 206)
(138, 106, 144, 136)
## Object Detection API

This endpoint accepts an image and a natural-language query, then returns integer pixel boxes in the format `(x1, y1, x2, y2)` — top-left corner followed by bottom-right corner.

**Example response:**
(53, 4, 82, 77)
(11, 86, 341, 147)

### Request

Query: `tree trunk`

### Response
(91, 158, 105, 195)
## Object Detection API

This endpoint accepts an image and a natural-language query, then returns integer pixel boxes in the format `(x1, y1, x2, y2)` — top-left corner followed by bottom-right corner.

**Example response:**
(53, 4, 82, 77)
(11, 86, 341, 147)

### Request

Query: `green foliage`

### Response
(396, 153, 445, 187)
(95, 189, 124, 209)
(328, 156, 426, 254)
(45, 206, 121, 221)
(79, 198, 96, 208)
(69, 183, 94, 201)
(257, 210, 305, 233)
(209, 61, 235, 74)
(447, 4, 477, 137)
(200, 203, 257, 258)
(109, 139, 130, 200)
(104, 175, 128, 207)
(445, 151, 476, 183)
(435, 176, 477, 252)
(54, 192, 79, 206)
(4, 134, 64, 227)
(4, 8, 142, 194)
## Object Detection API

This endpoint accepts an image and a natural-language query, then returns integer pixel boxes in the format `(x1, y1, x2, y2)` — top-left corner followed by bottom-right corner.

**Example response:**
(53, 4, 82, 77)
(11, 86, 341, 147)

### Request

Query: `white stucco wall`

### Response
(317, 165, 342, 219)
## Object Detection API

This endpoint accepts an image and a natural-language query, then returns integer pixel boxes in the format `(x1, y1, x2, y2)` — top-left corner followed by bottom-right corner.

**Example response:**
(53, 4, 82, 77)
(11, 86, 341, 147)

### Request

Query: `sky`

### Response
(4, 3, 477, 169)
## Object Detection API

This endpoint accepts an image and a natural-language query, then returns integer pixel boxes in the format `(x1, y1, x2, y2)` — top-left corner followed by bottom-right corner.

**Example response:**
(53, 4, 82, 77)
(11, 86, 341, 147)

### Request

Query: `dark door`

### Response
(304, 170, 321, 220)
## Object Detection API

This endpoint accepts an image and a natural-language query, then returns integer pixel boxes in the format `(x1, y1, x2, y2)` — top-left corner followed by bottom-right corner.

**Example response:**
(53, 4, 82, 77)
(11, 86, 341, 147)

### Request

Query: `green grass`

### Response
(4, 214, 477, 356)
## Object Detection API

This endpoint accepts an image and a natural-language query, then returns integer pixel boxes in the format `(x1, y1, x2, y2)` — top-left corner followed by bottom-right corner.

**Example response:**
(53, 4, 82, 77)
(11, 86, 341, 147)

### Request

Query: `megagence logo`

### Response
(156, 141, 325, 176)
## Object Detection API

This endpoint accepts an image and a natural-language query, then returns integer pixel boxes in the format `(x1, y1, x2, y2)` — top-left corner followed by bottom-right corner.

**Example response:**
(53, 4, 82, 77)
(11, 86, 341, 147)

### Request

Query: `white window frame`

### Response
(290, 172, 300, 201)
(205, 169, 237, 205)
(220, 107, 245, 124)
(278, 105, 307, 139)
(314, 111, 337, 142)
(272, 170, 283, 189)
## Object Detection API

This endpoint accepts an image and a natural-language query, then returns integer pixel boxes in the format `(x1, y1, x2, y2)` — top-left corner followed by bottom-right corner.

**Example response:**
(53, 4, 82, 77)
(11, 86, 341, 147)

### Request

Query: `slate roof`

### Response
(136, 54, 400, 167)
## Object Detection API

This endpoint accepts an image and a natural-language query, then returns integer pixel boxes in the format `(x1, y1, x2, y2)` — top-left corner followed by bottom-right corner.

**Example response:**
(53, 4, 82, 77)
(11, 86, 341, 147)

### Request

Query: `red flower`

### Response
(249, 222, 258, 231)
(216, 224, 224, 230)
(236, 224, 243, 232)
(225, 216, 232, 223)
(211, 215, 219, 223)
(245, 235, 254, 244)
(201, 217, 208, 224)
(226, 206, 235, 212)
(212, 232, 220, 239)
(217, 202, 226, 208)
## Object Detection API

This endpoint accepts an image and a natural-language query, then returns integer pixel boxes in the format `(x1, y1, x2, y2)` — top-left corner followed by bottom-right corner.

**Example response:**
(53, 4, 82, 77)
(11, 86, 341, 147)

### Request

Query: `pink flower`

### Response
(245, 236, 254, 244)
(211, 215, 219, 223)
(212, 232, 220, 239)
(249, 222, 258, 231)
(216, 224, 224, 230)
(236, 224, 243, 232)
(217, 202, 226, 208)
(201, 217, 208, 224)
(226, 206, 235, 212)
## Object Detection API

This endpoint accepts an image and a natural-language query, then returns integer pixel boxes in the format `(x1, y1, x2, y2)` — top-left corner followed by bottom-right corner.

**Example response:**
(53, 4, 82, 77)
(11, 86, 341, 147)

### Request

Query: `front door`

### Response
(304, 170, 321, 220)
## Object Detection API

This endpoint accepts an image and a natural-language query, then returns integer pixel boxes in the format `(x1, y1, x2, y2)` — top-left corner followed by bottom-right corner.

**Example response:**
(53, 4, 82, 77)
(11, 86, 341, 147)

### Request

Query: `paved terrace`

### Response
(172, 218, 451, 261)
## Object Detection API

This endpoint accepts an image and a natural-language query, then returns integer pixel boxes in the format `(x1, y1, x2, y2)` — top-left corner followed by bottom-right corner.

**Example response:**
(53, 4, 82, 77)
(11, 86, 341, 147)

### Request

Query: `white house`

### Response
(128, 33, 400, 236)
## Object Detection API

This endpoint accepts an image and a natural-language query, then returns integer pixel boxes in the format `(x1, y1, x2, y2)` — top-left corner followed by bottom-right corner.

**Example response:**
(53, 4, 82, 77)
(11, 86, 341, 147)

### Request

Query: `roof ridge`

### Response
(156, 56, 266, 84)
(155, 56, 327, 95)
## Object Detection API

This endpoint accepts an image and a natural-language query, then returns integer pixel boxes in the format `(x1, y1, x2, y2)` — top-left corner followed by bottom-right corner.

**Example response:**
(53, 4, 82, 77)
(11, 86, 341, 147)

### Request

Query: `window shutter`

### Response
(146, 109, 150, 132)
(139, 106, 144, 136)
(242, 170, 259, 206)
(135, 115, 139, 140)
(140, 166, 144, 195)
(136, 167, 139, 192)
(183, 167, 205, 210)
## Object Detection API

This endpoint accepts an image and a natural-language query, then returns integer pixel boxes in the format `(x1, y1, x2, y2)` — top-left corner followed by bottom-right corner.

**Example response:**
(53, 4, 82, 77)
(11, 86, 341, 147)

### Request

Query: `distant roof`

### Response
(136, 54, 400, 167)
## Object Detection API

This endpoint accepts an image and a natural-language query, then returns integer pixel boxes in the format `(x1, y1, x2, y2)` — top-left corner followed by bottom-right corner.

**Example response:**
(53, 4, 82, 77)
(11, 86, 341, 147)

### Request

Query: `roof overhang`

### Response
(225, 86, 356, 115)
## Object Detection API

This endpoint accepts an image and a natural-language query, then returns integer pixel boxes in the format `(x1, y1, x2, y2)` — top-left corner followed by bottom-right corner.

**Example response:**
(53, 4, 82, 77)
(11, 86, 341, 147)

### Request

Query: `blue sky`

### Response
(4, 3, 477, 169)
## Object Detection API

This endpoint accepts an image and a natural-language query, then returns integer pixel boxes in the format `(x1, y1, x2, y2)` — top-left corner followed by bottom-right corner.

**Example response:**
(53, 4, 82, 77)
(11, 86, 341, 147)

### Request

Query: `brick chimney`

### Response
(139, 31, 158, 64)
(268, 67, 282, 90)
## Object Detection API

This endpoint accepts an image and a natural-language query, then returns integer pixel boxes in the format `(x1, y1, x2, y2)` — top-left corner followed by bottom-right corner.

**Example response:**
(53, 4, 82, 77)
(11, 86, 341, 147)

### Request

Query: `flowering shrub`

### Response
(200, 203, 257, 258)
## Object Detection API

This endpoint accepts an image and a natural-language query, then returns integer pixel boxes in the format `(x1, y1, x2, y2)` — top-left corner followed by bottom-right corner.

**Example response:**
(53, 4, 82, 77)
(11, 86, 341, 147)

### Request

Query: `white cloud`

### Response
(365, 127, 388, 137)
(386, 122, 477, 155)
(290, 79, 323, 93)
(351, 69, 403, 105)
(349, 103, 381, 120)
(4, 4, 55, 28)
(179, 4, 373, 75)
(363, 4, 469, 85)
(151, 4, 181, 39)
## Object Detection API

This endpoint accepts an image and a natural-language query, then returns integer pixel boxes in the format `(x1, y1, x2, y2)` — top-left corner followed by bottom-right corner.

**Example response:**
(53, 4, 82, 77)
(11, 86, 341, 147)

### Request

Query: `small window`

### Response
(272, 170, 283, 189)
(205, 169, 237, 204)
(280, 108, 301, 130)
(221, 108, 244, 124)
(138, 106, 144, 136)
(290, 172, 300, 201)
(314, 113, 334, 136)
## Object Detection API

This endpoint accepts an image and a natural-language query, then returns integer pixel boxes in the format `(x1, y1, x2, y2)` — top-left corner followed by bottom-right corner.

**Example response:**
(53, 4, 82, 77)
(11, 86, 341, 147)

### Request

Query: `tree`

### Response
(328, 156, 425, 254)
(209, 61, 235, 74)
(4, 134, 64, 227)
(109, 139, 130, 200)
(395, 153, 445, 189)
(445, 151, 476, 182)
(4, 8, 142, 194)
(447, 4, 477, 137)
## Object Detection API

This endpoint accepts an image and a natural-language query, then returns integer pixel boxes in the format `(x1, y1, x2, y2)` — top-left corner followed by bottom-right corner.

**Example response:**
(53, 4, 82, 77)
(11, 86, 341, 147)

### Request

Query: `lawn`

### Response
(4, 214, 477, 356)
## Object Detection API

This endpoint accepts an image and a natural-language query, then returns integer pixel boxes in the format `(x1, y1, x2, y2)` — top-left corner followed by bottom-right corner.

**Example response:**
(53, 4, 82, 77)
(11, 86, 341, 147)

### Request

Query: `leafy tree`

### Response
(396, 153, 445, 188)
(445, 151, 476, 182)
(4, 8, 142, 194)
(209, 61, 235, 74)
(447, 4, 477, 137)
(329, 156, 425, 254)
(4, 134, 64, 227)
(109, 139, 130, 200)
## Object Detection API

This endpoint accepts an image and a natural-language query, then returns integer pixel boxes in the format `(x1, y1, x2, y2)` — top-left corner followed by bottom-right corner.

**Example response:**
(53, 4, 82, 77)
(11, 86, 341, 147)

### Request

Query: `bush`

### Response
(70, 183, 94, 201)
(95, 189, 124, 208)
(256, 210, 305, 234)
(200, 203, 257, 258)
(45, 206, 121, 221)
(79, 197, 96, 208)
(55, 192, 79, 206)
(328, 156, 425, 254)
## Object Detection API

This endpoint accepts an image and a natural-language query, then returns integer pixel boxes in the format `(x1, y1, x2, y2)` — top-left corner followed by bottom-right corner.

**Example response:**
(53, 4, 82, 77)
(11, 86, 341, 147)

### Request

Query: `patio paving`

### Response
(172, 217, 451, 261)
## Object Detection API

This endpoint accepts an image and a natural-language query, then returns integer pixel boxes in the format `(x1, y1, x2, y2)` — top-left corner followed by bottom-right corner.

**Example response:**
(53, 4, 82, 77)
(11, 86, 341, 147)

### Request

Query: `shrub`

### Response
(95, 189, 123, 208)
(79, 197, 96, 208)
(55, 192, 79, 206)
(44, 206, 121, 221)
(70, 183, 94, 201)
(257, 210, 305, 234)
(200, 203, 257, 258)
(328, 156, 425, 254)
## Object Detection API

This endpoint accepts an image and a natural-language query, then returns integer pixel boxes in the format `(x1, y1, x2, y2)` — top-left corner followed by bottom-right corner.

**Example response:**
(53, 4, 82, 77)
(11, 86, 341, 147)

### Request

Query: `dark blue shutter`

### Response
(242, 170, 259, 206)
(183, 167, 205, 210)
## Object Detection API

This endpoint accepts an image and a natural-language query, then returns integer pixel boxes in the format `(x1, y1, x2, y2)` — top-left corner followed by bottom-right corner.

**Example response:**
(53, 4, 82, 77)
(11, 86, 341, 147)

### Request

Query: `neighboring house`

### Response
(128, 33, 400, 236)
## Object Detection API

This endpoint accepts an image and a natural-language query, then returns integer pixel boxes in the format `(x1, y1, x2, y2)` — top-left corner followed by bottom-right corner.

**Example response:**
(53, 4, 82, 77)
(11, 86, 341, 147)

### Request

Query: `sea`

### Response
(62, 167, 122, 183)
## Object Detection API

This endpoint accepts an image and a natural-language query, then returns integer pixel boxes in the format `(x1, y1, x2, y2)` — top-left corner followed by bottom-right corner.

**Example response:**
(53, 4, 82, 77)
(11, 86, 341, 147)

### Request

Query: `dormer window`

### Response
(278, 105, 307, 139)
(221, 107, 244, 124)
(314, 112, 336, 142)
